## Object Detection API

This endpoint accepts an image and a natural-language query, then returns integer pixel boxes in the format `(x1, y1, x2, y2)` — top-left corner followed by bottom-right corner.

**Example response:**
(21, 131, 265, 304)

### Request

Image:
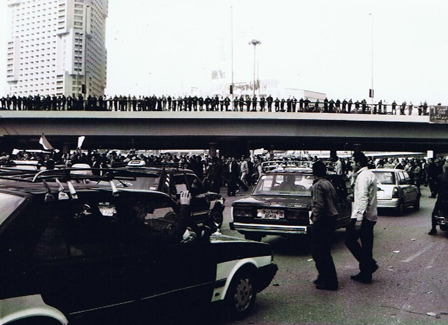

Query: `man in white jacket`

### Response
(345, 152, 378, 284)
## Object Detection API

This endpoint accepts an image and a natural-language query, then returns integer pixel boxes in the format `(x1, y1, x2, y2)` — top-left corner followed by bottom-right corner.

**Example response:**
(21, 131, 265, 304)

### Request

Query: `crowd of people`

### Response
(3, 148, 446, 197)
(0, 93, 434, 116)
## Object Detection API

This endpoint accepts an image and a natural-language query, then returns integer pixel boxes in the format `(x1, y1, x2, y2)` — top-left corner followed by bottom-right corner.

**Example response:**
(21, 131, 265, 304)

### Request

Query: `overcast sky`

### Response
(1, 0, 448, 105)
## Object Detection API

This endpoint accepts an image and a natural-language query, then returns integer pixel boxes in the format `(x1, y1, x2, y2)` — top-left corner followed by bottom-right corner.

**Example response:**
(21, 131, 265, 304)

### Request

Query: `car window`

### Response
(401, 172, 412, 185)
(172, 174, 188, 195)
(0, 193, 26, 226)
(34, 200, 120, 260)
(109, 175, 160, 190)
(185, 174, 205, 195)
(373, 171, 395, 184)
(33, 195, 182, 261)
(253, 174, 312, 196)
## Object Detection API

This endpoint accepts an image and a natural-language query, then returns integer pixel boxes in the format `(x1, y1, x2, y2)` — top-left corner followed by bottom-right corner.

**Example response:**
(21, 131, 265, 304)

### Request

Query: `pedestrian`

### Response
(310, 160, 339, 291)
(345, 151, 379, 284)
(428, 168, 448, 235)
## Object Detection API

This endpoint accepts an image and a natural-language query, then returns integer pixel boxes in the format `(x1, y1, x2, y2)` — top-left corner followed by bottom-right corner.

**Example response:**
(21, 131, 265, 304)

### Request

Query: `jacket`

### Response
(351, 167, 378, 222)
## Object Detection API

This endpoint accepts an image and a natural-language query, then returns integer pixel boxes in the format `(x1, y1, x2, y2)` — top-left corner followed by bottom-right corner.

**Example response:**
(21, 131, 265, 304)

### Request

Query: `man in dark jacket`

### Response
(428, 169, 448, 235)
(310, 160, 339, 291)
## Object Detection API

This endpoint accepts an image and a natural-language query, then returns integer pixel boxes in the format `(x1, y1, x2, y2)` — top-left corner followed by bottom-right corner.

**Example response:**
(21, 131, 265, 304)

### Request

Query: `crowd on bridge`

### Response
(0, 93, 434, 116)
(2, 148, 446, 198)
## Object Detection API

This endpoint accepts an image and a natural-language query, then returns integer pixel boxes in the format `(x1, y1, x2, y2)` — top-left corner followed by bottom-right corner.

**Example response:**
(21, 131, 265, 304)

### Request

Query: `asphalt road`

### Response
(215, 185, 448, 325)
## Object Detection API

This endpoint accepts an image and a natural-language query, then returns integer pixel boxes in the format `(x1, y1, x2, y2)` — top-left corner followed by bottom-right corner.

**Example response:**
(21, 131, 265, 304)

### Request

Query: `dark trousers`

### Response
(228, 176, 237, 196)
(311, 219, 338, 286)
(431, 198, 448, 229)
(345, 218, 377, 274)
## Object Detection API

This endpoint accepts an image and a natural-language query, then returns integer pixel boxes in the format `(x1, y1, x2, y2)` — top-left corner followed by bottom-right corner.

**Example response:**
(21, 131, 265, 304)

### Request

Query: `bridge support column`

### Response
(208, 142, 217, 157)
(330, 149, 337, 160)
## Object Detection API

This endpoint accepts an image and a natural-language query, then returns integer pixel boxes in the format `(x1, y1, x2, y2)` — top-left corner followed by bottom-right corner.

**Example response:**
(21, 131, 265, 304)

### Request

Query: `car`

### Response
(104, 164, 225, 228)
(230, 166, 352, 241)
(371, 168, 420, 215)
(0, 167, 277, 324)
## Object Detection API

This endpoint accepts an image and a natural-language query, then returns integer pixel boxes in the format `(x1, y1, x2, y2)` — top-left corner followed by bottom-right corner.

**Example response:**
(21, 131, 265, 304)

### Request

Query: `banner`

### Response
(39, 133, 54, 150)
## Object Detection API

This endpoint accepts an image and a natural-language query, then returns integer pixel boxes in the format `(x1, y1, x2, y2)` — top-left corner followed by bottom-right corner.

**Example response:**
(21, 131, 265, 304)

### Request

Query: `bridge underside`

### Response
(0, 112, 446, 156)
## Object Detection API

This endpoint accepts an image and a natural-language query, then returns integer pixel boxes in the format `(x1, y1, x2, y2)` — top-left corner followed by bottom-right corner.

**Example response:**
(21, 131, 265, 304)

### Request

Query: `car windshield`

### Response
(103, 175, 161, 190)
(0, 193, 26, 226)
(253, 173, 313, 196)
(372, 171, 396, 185)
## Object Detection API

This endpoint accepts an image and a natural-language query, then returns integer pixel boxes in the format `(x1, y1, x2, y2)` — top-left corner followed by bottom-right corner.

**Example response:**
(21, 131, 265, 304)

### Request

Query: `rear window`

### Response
(0, 193, 26, 226)
(373, 171, 396, 184)
(253, 173, 313, 196)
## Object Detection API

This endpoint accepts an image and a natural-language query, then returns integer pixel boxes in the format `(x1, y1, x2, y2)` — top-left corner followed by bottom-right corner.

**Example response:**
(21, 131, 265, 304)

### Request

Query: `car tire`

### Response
(244, 233, 262, 241)
(224, 267, 257, 320)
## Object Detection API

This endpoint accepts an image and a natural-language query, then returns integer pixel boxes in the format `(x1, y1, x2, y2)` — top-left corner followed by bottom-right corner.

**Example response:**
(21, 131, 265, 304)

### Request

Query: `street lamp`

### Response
(248, 39, 261, 97)
(369, 13, 374, 107)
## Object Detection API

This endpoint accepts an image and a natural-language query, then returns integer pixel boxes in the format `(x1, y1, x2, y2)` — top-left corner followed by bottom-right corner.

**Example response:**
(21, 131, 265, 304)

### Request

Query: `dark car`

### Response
(0, 168, 277, 324)
(230, 167, 352, 241)
(103, 164, 225, 228)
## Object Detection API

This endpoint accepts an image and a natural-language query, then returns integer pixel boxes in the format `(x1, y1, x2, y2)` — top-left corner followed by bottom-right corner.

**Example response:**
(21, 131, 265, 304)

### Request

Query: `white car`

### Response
(372, 169, 420, 215)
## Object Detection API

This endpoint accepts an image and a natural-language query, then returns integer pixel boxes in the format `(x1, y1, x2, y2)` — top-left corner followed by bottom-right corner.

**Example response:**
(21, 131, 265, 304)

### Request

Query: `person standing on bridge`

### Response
(345, 152, 379, 284)
(310, 160, 339, 291)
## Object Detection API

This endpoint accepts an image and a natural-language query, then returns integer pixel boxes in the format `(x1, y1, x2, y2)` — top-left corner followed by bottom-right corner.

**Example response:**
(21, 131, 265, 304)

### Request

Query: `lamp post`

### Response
(369, 13, 374, 107)
(248, 39, 261, 97)
(148, 72, 152, 96)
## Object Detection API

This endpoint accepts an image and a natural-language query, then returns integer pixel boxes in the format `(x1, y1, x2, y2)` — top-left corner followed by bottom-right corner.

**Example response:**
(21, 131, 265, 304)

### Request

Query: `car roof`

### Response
(0, 167, 176, 201)
(124, 166, 195, 175)
(371, 169, 401, 172)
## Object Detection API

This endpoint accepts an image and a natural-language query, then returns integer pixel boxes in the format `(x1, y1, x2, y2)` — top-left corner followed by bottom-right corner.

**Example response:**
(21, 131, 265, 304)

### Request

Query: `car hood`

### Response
(232, 195, 311, 209)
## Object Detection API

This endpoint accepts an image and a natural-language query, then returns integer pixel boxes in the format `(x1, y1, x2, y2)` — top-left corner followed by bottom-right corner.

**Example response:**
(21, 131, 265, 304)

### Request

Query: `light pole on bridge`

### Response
(248, 39, 261, 98)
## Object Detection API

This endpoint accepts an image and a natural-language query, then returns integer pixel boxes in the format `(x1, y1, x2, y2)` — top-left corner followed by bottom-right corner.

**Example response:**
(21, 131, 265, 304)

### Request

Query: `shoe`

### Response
(351, 273, 372, 284)
(316, 283, 338, 291)
(428, 229, 437, 235)
(371, 263, 379, 274)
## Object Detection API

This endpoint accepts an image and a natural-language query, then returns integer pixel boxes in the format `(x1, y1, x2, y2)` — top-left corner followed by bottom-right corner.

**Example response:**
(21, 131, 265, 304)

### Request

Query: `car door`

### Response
(399, 171, 417, 204)
(135, 195, 215, 313)
(29, 198, 141, 317)
(172, 173, 209, 223)
(328, 174, 351, 227)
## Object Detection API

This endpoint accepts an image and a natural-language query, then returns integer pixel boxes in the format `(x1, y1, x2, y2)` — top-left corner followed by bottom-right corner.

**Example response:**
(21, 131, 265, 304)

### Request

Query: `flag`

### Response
(39, 133, 54, 150)
(77, 136, 85, 149)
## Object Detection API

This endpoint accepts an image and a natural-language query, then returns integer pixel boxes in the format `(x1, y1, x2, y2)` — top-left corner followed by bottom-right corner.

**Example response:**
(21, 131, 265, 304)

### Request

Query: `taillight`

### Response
(286, 209, 309, 222)
(232, 207, 252, 218)
(392, 187, 399, 198)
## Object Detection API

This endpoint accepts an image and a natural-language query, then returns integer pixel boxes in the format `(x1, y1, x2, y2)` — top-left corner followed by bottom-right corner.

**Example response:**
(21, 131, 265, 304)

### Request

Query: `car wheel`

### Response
(224, 268, 257, 320)
(244, 233, 262, 241)
(396, 200, 405, 216)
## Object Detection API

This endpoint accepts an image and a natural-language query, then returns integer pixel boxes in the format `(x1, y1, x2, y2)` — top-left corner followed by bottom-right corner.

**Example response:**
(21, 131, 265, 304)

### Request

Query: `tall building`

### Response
(6, 0, 108, 97)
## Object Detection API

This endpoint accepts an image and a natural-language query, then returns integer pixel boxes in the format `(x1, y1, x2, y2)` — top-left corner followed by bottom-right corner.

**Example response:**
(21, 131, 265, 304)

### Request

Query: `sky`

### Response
(1, 0, 448, 105)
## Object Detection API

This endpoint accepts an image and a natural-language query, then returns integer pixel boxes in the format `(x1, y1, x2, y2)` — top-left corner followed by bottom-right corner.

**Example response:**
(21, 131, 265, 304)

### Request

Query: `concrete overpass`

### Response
(0, 110, 446, 157)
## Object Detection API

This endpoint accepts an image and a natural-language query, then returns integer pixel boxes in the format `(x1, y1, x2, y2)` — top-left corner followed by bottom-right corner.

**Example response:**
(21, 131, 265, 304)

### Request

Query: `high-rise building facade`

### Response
(6, 0, 108, 97)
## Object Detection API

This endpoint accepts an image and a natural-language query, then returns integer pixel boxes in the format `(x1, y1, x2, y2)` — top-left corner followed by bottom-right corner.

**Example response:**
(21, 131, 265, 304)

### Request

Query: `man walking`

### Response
(345, 152, 379, 284)
(310, 161, 339, 291)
